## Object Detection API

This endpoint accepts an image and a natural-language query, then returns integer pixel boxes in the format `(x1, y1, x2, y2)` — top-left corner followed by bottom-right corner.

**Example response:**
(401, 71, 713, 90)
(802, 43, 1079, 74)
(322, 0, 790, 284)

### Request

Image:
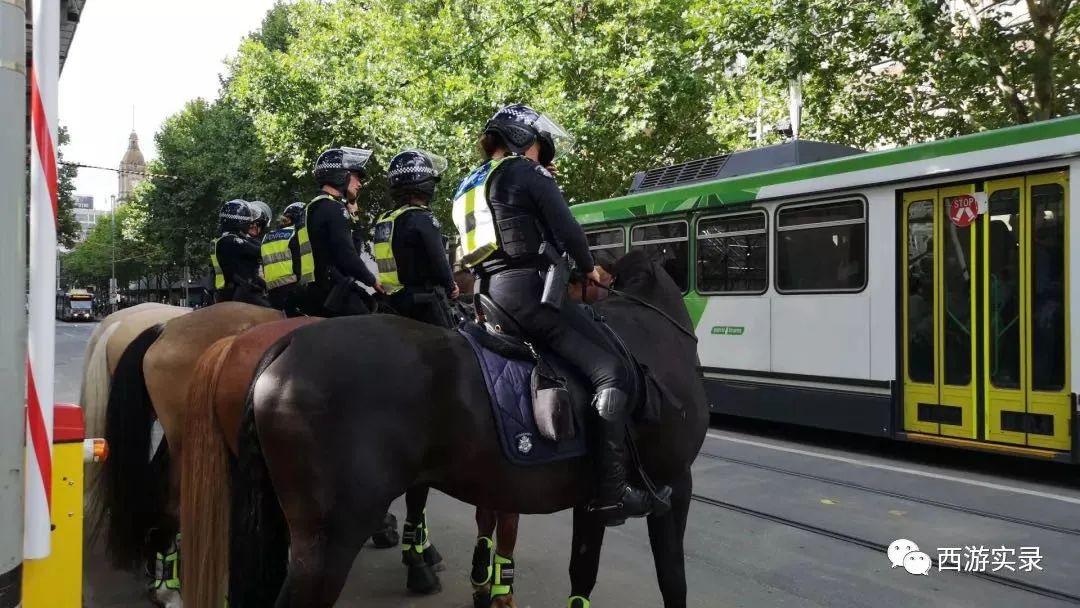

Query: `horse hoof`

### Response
(473, 589, 491, 608)
(491, 593, 516, 608)
(423, 544, 444, 571)
(406, 563, 441, 595)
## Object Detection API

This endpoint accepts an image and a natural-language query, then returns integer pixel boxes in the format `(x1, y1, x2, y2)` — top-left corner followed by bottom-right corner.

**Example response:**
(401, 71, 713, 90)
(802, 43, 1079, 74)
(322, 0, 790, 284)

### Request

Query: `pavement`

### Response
(53, 321, 1080, 607)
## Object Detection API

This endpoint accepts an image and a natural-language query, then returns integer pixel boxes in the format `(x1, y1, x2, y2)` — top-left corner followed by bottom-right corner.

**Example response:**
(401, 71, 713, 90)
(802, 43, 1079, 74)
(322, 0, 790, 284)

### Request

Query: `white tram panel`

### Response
(694, 295, 771, 372)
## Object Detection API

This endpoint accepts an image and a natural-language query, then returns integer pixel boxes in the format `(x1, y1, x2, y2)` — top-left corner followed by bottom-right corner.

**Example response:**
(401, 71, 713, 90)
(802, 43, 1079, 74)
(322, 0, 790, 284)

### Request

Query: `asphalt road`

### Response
(54, 321, 1080, 607)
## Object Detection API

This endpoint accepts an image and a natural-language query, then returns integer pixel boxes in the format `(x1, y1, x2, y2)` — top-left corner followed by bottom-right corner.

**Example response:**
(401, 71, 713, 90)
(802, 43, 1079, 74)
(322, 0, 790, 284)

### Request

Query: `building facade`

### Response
(71, 195, 105, 242)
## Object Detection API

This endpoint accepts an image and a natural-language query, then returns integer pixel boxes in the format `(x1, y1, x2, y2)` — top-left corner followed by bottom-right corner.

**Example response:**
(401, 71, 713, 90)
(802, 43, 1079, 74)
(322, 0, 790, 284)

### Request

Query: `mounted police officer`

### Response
(373, 149, 460, 328)
(297, 146, 384, 316)
(261, 202, 306, 317)
(211, 199, 270, 306)
(452, 104, 671, 525)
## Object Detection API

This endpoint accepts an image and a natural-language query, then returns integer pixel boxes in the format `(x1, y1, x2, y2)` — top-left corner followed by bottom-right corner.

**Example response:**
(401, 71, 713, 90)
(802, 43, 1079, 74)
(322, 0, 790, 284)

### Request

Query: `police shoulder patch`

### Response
(533, 164, 554, 179)
(341, 206, 350, 219)
(232, 236, 245, 245)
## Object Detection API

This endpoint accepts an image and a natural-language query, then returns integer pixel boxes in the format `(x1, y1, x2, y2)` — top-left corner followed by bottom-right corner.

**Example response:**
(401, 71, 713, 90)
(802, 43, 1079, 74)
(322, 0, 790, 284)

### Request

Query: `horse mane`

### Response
(601, 250, 693, 335)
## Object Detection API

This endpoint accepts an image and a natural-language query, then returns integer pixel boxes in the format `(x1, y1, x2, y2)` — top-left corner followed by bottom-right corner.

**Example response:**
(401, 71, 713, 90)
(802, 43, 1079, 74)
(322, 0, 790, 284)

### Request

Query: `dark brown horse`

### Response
(185, 250, 707, 607)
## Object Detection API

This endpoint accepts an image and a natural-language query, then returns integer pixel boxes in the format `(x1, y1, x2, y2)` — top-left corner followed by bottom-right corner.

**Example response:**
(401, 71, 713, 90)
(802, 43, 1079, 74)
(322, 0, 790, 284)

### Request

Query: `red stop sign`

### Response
(949, 195, 979, 228)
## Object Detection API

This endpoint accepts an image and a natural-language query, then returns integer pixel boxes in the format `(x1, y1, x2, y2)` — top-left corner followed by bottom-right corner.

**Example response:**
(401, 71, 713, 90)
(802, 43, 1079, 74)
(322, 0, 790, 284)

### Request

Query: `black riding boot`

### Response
(588, 388, 671, 526)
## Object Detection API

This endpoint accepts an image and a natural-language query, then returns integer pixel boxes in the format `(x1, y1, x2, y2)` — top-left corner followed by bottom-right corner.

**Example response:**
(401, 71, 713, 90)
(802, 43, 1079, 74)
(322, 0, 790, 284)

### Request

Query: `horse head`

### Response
(606, 250, 694, 340)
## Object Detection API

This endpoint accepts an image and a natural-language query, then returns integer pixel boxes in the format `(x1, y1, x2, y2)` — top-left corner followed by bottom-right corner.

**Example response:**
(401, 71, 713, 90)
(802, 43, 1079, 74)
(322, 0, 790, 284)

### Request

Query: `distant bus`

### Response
(56, 289, 94, 322)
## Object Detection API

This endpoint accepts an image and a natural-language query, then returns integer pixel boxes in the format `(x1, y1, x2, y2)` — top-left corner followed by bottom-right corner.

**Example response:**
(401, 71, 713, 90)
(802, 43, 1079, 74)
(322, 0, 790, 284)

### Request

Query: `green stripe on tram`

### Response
(683, 292, 707, 330)
(572, 114, 1080, 224)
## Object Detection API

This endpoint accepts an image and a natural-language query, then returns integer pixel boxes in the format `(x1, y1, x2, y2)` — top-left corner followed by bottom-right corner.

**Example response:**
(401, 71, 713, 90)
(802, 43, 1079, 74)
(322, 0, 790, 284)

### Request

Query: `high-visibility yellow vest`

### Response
(451, 156, 517, 268)
(372, 205, 425, 295)
(210, 236, 226, 289)
(261, 226, 297, 290)
(295, 194, 337, 285)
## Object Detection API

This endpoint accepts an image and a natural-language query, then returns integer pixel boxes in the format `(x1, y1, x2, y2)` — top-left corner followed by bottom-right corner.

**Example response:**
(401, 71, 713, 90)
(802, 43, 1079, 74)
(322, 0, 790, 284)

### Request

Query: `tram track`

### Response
(689, 492, 1080, 604)
(696, 450, 1080, 537)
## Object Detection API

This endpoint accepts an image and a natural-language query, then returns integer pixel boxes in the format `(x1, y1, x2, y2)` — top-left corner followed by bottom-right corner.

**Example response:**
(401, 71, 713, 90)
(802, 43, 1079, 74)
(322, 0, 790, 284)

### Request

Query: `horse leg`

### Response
(472, 508, 497, 608)
(646, 469, 692, 608)
(401, 485, 441, 594)
(567, 506, 607, 608)
(274, 520, 367, 608)
(490, 513, 520, 608)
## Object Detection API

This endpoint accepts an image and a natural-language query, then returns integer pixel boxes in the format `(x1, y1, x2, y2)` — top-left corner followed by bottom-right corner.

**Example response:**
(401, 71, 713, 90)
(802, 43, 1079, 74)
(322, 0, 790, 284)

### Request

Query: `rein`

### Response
(590, 280, 698, 343)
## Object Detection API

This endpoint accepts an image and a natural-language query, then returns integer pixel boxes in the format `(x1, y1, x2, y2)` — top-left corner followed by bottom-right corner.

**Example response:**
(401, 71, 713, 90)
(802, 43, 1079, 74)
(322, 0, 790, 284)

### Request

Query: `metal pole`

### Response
(110, 194, 116, 312)
(0, 0, 27, 601)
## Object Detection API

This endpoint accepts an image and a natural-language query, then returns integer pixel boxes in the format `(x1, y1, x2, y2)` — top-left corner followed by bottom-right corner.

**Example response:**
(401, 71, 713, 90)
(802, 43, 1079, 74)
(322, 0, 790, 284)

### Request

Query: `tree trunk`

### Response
(1026, 0, 1073, 121)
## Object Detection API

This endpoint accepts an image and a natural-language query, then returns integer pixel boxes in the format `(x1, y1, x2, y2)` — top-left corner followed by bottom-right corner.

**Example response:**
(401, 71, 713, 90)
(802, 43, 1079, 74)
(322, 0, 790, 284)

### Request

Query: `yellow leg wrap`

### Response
(568, 595, 591, 608)
(490, 553, 514, 598)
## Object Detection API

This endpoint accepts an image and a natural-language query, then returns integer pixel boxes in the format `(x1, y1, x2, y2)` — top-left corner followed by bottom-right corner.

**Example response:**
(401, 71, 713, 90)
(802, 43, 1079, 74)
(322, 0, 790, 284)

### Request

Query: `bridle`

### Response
(588, 278, 698, 343)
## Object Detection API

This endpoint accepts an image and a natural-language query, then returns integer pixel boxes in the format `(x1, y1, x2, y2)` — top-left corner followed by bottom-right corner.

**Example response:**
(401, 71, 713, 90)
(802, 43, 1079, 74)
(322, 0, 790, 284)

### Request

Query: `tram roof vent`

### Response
(627, 140, 866, 195)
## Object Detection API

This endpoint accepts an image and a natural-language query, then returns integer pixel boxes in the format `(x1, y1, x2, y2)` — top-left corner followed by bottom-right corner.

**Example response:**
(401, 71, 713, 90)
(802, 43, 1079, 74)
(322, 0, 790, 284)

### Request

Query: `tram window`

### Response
(1030, 183, 1066, 392)
(586, 228, 625, 271)
(630, 221, 689, 292)
(776, 200, 866, 292)
(696, 212, 768, 294)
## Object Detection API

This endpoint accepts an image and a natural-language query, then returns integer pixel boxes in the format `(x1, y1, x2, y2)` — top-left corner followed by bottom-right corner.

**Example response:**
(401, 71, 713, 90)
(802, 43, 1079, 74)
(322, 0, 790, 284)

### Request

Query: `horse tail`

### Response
(229, 333, 292, 608)
(97, 322, 167, 569)
(180, 335, 236, 608)
(82, 320, 120, 530)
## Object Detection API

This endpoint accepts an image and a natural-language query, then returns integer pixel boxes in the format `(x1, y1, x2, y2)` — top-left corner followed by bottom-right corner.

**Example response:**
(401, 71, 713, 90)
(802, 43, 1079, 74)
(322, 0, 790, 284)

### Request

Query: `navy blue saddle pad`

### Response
(458, 327, 587, 466)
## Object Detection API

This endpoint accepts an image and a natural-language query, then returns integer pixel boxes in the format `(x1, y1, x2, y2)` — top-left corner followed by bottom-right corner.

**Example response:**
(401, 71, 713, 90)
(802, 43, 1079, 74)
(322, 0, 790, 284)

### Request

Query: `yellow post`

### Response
(22, 404, 87, 607)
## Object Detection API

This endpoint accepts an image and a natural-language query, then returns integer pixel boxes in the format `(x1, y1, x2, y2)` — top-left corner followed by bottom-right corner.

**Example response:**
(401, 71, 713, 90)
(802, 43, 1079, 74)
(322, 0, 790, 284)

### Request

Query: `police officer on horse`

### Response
(297, 147, 385, 316)
(373, 149, 460, 328)
(211, 199, 271, 306)
(261, 202, 307, 317)
(452, 104, 671, 525)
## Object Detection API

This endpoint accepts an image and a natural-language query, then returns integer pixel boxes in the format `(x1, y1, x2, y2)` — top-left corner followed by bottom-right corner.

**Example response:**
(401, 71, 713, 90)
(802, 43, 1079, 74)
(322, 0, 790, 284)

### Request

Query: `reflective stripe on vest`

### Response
(372, 205, 425, 295)
(451, 157, 516, 268)
(261, 227, 297, 290)
(295, 194, 337, 285)
(210, 236, 225, 289)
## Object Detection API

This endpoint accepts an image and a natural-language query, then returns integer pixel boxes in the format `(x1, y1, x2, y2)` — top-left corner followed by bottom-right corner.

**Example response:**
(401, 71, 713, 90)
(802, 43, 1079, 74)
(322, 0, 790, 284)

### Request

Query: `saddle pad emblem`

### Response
(516, 432, 533, 455)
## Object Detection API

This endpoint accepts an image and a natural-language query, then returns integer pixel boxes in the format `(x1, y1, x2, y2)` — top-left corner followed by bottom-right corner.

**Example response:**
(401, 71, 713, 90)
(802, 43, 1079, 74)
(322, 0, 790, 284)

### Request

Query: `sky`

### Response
(59, 0, 280, 210)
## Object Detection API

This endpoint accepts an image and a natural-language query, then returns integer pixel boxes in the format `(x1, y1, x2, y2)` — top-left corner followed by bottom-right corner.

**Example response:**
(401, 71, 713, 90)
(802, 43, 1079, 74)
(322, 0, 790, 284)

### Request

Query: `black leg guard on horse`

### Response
(587, 388, 671, 526)
(401, 510, 441, 594)
(370, 512, 399, 548)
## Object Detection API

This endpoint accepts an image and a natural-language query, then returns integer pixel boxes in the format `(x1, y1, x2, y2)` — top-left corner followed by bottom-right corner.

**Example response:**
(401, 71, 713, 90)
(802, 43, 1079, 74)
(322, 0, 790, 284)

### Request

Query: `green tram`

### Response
(570, 115, 1080, 463)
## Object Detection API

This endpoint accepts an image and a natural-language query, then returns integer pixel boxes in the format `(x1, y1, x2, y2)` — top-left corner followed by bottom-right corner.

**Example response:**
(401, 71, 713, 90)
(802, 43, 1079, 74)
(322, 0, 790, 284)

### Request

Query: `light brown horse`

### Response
(96, 302, 284, 607)
(82, 304, 191, 529)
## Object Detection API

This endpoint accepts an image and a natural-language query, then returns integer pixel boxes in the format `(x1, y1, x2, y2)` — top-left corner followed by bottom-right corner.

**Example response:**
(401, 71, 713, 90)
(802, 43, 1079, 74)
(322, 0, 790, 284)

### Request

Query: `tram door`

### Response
(902, 171, 1070, 450)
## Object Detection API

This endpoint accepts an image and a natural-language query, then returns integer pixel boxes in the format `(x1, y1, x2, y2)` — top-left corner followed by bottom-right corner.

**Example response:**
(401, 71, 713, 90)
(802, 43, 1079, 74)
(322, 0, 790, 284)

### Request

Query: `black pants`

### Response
(268, 284, 305, 318)
(214, 283, 271, 308)
(302, 281, 372, 317)
(485, 268, 631, 394)
(388, 288, 456, 329)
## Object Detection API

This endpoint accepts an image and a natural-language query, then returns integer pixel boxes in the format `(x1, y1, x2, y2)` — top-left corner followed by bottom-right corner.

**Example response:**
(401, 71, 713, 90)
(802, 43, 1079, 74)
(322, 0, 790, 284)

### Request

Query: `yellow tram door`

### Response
(904, 172, 1071, 451)
(984, 172, 1070, 450)
(903, 187, 979, 440)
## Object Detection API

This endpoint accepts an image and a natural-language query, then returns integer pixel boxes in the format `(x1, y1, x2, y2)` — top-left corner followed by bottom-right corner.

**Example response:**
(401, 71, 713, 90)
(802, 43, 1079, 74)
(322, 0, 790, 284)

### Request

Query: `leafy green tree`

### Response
(56, 126, 81, 248)
(139, 97, 305, 274)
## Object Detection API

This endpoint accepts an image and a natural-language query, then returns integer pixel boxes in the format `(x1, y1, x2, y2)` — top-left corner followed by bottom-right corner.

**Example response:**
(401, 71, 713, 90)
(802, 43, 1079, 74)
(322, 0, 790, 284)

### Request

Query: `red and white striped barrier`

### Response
(26, 0, 58, 559)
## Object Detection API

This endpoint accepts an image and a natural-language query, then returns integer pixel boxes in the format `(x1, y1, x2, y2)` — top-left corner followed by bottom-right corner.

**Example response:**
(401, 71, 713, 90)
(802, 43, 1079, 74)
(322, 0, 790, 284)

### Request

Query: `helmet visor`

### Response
(409, 149, 449, 178)
(340, 147, 374, 173)
(249, 200, 272, 222)
(532, 114, 575, 160)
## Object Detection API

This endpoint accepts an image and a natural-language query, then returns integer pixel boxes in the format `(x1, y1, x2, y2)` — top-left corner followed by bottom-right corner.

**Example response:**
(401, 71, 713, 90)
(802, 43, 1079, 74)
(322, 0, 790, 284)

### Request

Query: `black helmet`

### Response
(248, 200, 273, 230)
(483, 104, 575, 166)
(281, 201, 305, 227)
(314, 146, 375, 192)
(387, 149, 448, 202)
(219, 199, 256, 233)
